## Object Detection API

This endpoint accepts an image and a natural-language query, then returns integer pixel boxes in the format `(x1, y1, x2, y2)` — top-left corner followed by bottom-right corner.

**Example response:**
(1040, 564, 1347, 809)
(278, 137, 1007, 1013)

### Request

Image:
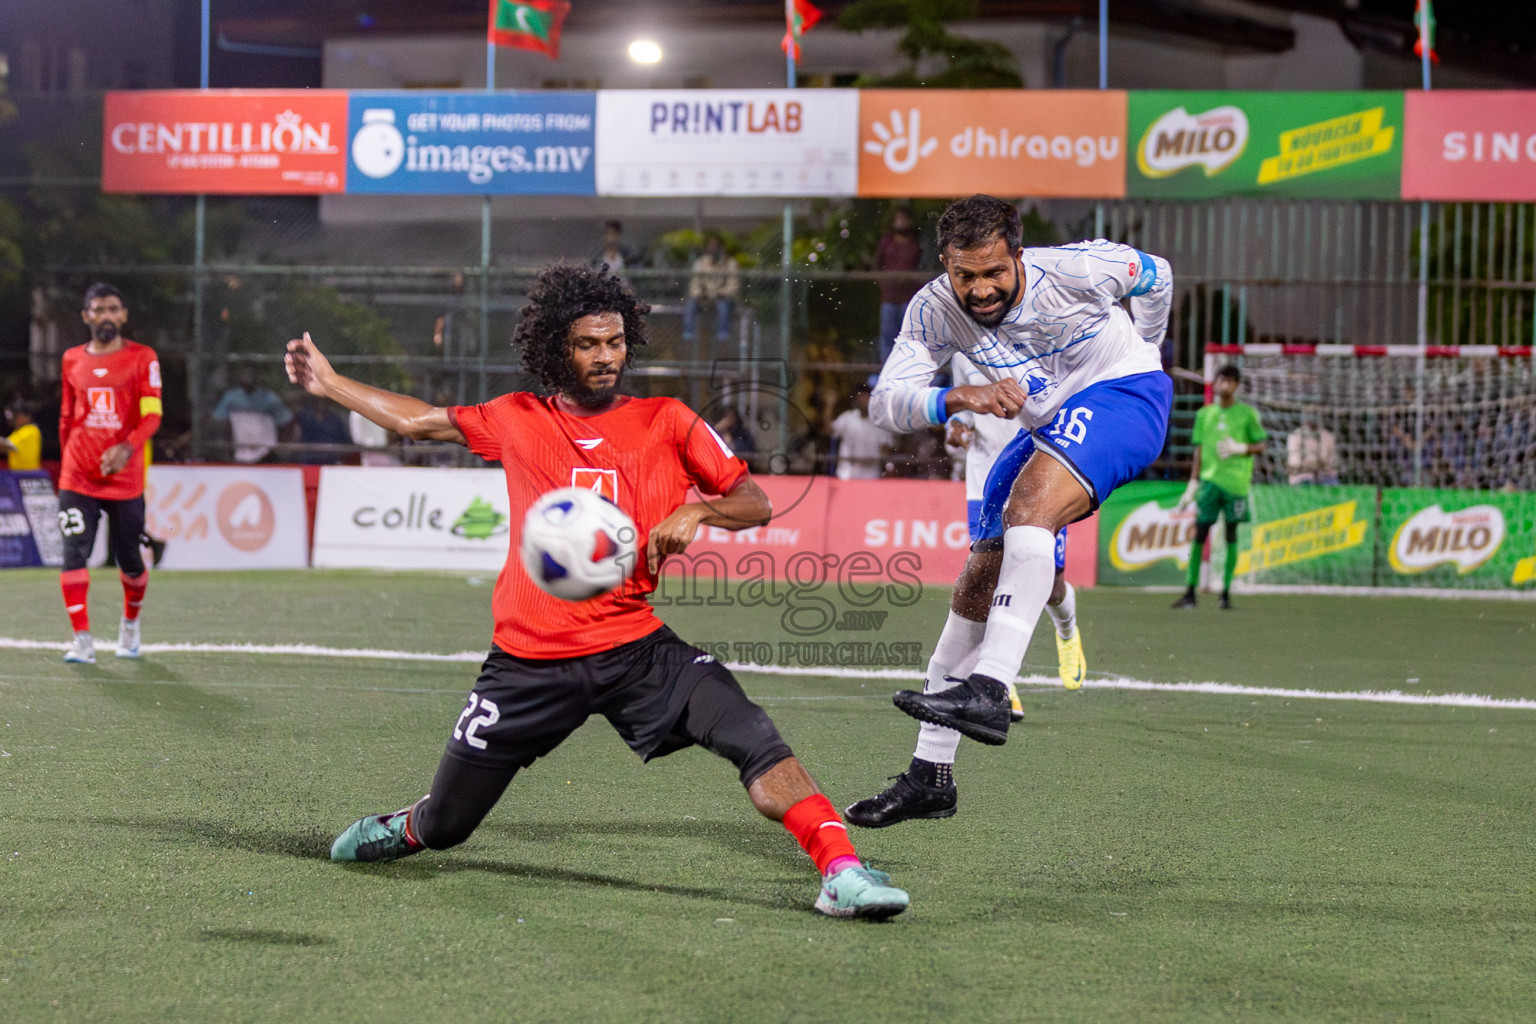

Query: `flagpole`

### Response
(780, 0, 796, 461)
(193, 0, 210, 458)
(1094, 0, 1107, 238)
(481, 9, 496, 403)
(1413, 3, 1432, 486)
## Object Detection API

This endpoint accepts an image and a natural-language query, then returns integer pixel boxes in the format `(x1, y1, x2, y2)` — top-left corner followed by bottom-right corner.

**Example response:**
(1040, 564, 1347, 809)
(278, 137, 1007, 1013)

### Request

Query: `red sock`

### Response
(60, 569, 91, 633)
(121, 570, 149, 621)
(782, 795, 860, 877)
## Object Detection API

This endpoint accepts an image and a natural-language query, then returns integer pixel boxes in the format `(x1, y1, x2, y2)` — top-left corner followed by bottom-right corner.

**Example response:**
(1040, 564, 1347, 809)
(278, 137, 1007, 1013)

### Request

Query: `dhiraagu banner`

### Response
(1129, 91, 1403, 199)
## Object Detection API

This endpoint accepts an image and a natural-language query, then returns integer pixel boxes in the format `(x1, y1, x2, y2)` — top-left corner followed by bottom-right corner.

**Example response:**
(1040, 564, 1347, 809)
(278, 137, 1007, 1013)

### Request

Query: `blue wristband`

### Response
(928, 388, 951, 425)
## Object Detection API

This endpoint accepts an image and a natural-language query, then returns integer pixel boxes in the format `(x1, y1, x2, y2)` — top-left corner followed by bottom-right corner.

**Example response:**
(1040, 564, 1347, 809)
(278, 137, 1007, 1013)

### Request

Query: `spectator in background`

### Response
(683, 234, 740, 353)
(212, 363, 294, 463)
(829, 383, 890, 480)
(294, 393, 350, 465)
(873, 206, 923, 364)
(713, 405, 758, 459)
(592, 220, 636, 281)
(3, 398, 42, 471)
(1286, 412, 1339, 485)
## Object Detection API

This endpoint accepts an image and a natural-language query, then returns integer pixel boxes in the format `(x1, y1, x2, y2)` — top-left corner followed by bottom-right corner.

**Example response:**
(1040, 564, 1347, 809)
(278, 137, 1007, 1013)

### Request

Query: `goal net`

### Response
(1205, 344, 1536, 492)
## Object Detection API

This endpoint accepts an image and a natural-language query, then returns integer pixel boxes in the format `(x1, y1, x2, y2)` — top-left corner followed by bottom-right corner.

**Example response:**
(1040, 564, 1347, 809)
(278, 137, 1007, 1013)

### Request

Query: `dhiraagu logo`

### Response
(452, 497, 509, 541)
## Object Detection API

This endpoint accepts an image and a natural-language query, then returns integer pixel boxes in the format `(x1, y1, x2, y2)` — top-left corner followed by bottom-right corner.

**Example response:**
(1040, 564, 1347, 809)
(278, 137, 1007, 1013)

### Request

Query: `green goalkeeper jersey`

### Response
(1192, 400, 1267, 496)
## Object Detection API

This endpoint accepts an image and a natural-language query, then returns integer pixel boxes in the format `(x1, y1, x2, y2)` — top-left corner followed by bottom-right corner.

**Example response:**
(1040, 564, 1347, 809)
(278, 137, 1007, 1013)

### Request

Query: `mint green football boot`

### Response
(330, 809, 423, 863)
(814, 865, 910, 920)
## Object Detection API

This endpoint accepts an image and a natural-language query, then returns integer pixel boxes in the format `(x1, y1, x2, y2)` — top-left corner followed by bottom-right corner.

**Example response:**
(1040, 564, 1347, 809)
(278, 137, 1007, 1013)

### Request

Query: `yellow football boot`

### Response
(1056, 630, 1086, 690)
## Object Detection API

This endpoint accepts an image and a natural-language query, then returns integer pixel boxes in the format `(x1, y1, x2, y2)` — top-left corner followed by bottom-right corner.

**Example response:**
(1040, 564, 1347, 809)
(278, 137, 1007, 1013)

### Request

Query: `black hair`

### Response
(1216, 364, 1242, 383)
(5, 397, 36, 419)
(603, 220, 623, 233)
(82, 282, 125, 309)
(936, 195, 1021, 255)
(513, 262, 649, 393)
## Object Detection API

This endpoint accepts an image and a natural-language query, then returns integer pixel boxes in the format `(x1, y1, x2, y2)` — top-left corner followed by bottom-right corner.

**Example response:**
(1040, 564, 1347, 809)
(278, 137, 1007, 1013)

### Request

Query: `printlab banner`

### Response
(102, 90, 349, 194)
(142, 466, 310, 569)
(0, 471, 63, 569)
(1402, 91, 1536, 201)
(345, 91, 596, 195)
(312, 466, 513, 570)
(1128, 91, 1404, 199)
(595, 89, 859, 196)
(858, 90, 1127, 198)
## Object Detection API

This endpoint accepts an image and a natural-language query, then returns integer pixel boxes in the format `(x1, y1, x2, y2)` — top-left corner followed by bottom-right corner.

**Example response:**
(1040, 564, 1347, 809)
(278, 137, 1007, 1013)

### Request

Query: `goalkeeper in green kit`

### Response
(1172, 364, 1267, 610)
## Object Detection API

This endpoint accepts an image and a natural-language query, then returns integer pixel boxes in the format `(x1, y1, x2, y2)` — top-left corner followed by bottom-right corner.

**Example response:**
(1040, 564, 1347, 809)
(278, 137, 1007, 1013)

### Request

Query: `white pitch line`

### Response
(3, 636, 1533, 712)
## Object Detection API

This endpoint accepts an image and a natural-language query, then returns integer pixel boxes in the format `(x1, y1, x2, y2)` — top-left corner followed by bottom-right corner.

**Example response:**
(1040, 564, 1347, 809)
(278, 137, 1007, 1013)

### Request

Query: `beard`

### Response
(93, 322, 120, 344)
(960, 267, 1021, 330)
(564, 368, 624, 410)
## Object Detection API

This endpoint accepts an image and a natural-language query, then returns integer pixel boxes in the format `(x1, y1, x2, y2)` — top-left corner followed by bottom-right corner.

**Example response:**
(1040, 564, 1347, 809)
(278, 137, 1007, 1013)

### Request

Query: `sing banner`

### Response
(102, 90, 348, 194)
(1128, 91, 1403, 199)
(595, 89, 859, 196)
(345, 91, 595, 195)
(1402, 91, 1536, 201)
(858, 90, 1127, 198)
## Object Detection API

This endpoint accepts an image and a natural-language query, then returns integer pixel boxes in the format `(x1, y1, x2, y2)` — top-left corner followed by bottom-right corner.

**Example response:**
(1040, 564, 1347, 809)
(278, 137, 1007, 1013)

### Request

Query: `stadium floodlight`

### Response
(628, 40, 663, 64)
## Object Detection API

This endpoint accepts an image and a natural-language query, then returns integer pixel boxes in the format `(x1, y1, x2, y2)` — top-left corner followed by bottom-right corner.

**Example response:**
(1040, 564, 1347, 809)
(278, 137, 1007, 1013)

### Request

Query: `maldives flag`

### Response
(488, 0, 571, 59)
(780, 0, 823, 61)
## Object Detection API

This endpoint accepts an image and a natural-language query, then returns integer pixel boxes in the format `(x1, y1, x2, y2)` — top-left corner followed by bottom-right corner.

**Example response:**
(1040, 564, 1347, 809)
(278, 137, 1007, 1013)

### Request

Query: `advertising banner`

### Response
(595, 89, 859, 196)
(102, 90, 348, 194)
(1240, 485, 1376, 586)
(1128, 91, 1403, 199)
(1096, 480, 1193, 587)
(1381, 488, 1536, 590)
(345, 91, 596, 195)
(0, 471, 63, 569)
(142, 466, 309, 569)
(313, 467, 513, 570)
(1402, 91, 1536, 201)
(858, 90, 1127, 198)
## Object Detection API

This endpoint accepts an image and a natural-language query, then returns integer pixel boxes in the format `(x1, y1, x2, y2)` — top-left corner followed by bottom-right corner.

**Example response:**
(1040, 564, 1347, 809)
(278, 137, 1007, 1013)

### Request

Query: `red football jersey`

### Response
(449, 393, 749, 659)
(59, 341, 162, 500)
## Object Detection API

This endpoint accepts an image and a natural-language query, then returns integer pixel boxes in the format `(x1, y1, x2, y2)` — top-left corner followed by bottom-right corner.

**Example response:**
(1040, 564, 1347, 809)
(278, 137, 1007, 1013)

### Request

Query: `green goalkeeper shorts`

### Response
(1195, 480, 1250, 526)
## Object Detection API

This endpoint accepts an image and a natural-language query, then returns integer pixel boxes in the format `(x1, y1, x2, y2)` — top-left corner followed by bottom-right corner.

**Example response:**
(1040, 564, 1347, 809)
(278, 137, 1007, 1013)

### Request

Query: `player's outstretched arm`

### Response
(285, 332, 465, 444)
(646, 476, 771, 574)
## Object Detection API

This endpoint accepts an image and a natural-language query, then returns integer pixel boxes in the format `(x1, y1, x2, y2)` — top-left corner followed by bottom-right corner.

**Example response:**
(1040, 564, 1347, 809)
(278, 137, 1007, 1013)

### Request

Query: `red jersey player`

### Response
(284, 263, 909, 919)
(57, 283, 162, 663)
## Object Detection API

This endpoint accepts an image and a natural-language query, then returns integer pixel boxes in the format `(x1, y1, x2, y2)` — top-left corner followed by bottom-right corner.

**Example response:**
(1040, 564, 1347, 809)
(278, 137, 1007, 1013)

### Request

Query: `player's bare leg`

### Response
(895, 454, 1090, 745)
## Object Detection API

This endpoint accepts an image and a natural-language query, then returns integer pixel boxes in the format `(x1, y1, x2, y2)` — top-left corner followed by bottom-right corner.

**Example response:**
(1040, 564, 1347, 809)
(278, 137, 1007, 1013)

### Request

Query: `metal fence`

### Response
(18, 199, 1536, 485)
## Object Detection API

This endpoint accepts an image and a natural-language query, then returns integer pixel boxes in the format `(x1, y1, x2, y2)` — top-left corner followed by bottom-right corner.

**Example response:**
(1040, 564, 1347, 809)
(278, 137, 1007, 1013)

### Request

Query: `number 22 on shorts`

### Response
(453, 693, 501, 750)
(1049, 406, 1093, 446)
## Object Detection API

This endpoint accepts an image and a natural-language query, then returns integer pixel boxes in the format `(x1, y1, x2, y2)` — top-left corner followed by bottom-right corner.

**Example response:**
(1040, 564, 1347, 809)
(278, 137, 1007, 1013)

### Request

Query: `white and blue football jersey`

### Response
(870, 239, 1172, 435)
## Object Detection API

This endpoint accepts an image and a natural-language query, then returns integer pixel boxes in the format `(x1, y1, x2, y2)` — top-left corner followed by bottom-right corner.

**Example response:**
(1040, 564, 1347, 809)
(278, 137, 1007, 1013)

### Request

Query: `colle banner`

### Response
(857, 90, 1127, 198)
(345, 91, 595, 195)
(1402, 91, 1536, 201)
(312, 466, 514, 570)
(595, 89, 859, 196)
(102, 90, 349, 194)
(1128, 91, 1404, 199)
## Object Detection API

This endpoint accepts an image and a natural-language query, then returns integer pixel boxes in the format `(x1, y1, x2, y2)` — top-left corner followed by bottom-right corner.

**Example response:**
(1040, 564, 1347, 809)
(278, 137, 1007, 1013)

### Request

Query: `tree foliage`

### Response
(837, 0, 1023, 89)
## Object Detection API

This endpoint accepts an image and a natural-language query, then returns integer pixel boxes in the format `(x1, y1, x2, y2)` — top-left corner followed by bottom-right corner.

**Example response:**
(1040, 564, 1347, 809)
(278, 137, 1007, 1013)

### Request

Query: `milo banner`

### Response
(1096, 480, 1195, 587)
(1382, 488, 1536, 591)
(1129, 91, 1403, 199)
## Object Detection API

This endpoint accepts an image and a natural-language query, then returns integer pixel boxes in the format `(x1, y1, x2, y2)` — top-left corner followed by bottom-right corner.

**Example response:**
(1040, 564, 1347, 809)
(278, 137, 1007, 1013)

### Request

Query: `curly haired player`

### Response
(285, 263, 908, 920)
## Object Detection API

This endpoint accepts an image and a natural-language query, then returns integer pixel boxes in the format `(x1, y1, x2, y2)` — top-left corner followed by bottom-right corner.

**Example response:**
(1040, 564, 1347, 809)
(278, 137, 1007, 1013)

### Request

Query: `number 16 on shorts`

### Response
(1047, 405, 1094, 446)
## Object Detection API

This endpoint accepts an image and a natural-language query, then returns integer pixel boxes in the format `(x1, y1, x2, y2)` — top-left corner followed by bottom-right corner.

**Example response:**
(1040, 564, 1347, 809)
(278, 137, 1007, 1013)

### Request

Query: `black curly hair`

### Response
(512, 262, 650, 396)
(936, 195, 1022, 255)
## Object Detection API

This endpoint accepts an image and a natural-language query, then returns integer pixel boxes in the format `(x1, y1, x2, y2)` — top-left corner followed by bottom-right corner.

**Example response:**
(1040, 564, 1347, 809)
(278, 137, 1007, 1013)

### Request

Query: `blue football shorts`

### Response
(968, 497, 1066, 567)
(974, 370, 1172, 545)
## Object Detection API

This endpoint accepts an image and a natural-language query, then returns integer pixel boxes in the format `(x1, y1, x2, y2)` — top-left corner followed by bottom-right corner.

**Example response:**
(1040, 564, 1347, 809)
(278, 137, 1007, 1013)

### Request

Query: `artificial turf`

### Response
(1, 568, 1533, 1022)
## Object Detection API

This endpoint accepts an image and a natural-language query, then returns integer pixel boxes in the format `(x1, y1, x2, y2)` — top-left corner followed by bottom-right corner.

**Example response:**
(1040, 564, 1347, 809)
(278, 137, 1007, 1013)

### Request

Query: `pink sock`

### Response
(826, 855, 862, 877)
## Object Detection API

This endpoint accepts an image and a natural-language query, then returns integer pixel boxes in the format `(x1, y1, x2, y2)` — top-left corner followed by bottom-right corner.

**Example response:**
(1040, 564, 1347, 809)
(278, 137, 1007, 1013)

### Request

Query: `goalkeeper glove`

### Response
(1216, 438, 1247, 459)
(1175, 479, 1199, 512)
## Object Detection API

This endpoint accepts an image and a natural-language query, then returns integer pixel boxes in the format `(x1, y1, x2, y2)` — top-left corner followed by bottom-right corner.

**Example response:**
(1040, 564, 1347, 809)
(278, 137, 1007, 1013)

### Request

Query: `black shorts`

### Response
(445, 625, 793, 787)
(58, 490, 146, 574)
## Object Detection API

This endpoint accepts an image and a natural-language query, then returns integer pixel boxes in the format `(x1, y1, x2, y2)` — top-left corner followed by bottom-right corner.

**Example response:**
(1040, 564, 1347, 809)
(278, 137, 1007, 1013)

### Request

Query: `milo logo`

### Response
(1389, 503, 1505, 576)
(1110, 500, 1196, 572)
(1137, 105, 1248, 179)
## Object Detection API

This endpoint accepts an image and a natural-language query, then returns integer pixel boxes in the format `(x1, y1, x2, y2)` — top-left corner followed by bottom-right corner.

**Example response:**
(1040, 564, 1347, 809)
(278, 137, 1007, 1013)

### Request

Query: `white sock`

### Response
(1045, 581, 1077, 639)
(972, 526, 1058, 686)
(912, 610, 985, 766)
